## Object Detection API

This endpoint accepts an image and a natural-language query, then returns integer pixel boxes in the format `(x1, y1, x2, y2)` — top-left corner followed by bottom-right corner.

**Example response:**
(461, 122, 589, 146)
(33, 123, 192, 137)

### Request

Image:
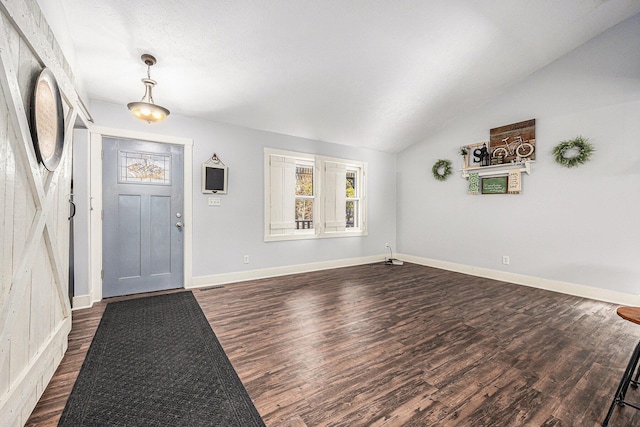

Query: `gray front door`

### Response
(102, 137, 184, 298)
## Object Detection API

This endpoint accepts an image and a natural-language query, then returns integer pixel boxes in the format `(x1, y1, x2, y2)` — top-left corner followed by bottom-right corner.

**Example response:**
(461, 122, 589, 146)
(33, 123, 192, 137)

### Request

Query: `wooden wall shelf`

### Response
(460, 160, 534, 178)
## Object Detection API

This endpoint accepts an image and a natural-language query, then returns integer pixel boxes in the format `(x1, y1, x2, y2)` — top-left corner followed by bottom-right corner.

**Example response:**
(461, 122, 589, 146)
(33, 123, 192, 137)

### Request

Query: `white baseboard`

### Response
(112, 251, 635, 306)
(72, 294, 93, 310)
(190, 255, 384, 289)
(398, 253, 640, 306)
(0, 316, 71, 426)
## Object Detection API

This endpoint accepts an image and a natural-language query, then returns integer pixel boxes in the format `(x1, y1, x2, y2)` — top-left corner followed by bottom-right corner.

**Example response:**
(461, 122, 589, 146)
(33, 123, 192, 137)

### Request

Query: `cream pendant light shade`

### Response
(127, 54, 170, 123)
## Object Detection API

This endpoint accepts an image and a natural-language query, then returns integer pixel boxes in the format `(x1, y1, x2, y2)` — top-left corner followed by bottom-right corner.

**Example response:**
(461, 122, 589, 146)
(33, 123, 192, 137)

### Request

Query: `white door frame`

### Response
(89, 126, 193, 303)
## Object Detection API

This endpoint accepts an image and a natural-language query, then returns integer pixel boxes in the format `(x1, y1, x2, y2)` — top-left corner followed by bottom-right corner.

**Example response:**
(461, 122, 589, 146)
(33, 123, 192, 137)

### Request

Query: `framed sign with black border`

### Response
(30, 68, 64, 171)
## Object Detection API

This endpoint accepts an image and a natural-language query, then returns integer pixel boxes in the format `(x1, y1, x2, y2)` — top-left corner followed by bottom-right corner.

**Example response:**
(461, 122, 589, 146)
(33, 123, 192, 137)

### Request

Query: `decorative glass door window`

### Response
(119, 151, 171, 185)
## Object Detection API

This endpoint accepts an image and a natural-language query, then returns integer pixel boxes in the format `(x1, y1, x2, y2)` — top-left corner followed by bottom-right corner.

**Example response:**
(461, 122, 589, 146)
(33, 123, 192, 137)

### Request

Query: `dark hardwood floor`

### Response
(26, 263, 640, 426)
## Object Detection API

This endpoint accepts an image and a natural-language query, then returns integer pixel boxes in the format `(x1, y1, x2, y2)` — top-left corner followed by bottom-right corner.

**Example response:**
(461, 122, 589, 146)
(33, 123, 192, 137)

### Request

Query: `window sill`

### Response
(264, 229, 367, 242)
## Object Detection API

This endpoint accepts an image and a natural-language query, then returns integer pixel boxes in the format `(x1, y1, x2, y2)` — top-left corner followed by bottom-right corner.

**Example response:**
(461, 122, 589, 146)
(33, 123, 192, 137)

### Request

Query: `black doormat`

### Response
(59, 291, 265, 426)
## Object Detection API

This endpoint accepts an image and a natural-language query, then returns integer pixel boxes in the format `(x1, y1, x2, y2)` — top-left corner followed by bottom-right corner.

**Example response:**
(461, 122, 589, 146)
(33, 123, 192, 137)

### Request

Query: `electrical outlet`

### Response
(385, 243, 390, 248)
(243, 255, 249, 264)
(502, 256, 510, 265)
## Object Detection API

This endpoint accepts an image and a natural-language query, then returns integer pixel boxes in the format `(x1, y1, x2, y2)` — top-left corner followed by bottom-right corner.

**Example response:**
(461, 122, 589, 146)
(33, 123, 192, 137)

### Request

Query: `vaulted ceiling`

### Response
(41, 0, 640, 152)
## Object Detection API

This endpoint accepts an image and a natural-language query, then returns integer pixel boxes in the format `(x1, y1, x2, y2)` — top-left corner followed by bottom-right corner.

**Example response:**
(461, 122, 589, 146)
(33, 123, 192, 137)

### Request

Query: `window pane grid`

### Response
(346, 169, 359, 228)
(346, 200, 358, 228)
(296, 165, 313, 196)
(346, 170, 357, 198)
(296, 164, 314, 230)
(295, 198, 314, 229)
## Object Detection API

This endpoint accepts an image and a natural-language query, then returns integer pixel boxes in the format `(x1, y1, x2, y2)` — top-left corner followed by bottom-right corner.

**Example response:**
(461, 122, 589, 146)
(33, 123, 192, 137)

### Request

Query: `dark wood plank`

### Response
(26, 263, 640, 426)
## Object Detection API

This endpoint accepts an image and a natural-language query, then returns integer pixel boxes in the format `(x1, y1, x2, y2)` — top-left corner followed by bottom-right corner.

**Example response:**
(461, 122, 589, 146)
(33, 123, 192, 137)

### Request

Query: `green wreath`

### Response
(552, 136, 594, 168)
(432, 159, 453, 181)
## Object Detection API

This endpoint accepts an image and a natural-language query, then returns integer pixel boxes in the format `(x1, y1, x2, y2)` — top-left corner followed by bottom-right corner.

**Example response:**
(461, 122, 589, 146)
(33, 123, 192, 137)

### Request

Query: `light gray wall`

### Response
(397, 13, 640, 294)
(89, 102, 397, 279)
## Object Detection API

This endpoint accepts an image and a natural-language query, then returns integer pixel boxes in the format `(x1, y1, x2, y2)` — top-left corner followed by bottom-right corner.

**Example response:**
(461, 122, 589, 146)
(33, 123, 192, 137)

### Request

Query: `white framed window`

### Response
(264, 148, 367, 241)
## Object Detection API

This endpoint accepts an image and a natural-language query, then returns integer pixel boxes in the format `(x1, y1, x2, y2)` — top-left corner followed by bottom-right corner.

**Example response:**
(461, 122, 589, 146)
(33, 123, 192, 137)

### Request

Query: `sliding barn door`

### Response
(0, 1, 78, 423)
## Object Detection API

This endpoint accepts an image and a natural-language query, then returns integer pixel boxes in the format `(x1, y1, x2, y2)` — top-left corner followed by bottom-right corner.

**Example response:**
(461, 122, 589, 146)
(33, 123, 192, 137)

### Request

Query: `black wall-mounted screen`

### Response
(202, 163, 228, 194)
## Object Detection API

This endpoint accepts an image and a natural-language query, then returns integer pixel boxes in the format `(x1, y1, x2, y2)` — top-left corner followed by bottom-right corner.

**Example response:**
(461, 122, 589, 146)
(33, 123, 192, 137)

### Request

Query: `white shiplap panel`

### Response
(29, 242, 51, 359)
(11, 151, 33, 381)
(10, 128, 28, 274)
(0, 75, 11, 310)
(0, 84, 12, 398)
(0, 14, 11, 414)
(17, 38, 39, 125)
(1, 14, 20, 85)
(9, 273, 31, 383)
(24, 168, 39, 360)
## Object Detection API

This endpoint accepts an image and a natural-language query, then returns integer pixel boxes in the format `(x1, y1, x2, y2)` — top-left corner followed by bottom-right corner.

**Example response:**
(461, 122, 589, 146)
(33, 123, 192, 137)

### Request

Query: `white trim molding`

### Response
(398, 253, 640, 306)
(71, 294, 93, 311)
(190, 255, 384, 288)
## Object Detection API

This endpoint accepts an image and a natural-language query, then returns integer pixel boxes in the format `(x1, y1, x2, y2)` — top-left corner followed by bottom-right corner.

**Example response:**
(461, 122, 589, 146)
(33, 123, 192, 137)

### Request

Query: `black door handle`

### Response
(68, 200, 76, 220)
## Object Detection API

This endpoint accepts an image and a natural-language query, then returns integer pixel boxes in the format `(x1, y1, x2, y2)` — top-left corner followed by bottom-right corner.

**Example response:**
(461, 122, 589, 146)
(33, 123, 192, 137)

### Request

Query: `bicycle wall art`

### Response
(489, 119, 536, 164)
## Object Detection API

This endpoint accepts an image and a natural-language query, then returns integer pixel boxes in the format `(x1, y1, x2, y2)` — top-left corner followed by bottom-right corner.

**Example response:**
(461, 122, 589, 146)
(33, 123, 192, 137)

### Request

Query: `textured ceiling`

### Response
(43, 0, 640, 152)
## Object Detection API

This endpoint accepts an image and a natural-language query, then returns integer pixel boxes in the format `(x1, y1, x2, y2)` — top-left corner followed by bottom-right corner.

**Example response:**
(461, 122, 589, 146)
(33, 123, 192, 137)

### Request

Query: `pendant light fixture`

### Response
(127, 54, 170, 123)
